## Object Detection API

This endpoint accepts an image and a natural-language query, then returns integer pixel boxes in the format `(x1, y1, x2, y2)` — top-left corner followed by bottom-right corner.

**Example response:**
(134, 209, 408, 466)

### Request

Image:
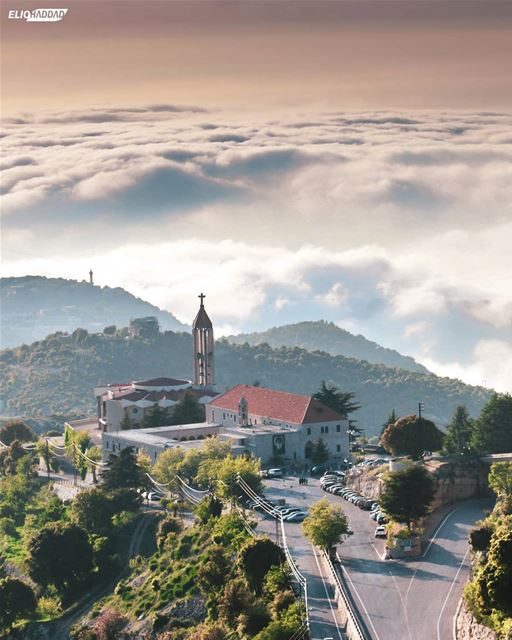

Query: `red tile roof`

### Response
(210, 385, 346, 424)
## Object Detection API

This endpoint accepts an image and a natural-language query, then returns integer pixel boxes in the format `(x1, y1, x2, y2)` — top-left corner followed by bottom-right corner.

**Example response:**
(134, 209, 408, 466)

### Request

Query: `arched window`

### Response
(304, 441, 314, 459)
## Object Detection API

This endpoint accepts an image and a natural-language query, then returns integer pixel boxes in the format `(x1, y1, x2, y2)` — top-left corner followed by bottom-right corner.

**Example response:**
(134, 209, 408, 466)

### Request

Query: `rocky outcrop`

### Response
(456, 601, 497, 640)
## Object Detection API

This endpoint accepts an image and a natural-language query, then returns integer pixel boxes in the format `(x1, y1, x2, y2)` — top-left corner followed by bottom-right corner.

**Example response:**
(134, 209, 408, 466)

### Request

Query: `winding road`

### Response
(261, 476, 490, 640)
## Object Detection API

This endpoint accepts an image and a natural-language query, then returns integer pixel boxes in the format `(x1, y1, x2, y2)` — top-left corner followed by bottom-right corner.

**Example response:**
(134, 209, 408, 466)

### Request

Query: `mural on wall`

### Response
(273, 434, 286, 456)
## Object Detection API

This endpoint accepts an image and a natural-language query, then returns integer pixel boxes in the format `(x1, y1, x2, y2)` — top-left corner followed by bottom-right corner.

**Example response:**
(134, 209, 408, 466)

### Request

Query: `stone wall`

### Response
(455, 601, 497, 640)
(345, 459, 490, 508)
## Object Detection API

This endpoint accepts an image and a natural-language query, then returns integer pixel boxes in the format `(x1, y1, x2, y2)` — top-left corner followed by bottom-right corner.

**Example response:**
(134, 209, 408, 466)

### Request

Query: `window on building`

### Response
(307, 427, 311, 435)
(223, 413, 226, 419)
(336, 424, 341, 432)
(336, 444, 341, 453)
(106, 440, 109, 449)
(325, 426, 329, 434)
(211, 411, 214, 420)
(154, 451, 157, 460)
(133, 408, 138, 414)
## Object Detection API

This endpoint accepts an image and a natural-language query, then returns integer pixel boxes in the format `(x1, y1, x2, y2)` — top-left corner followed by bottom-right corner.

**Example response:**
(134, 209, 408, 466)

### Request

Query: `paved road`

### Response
(263, 475, 490, 640)
(259, 478, 346, 640)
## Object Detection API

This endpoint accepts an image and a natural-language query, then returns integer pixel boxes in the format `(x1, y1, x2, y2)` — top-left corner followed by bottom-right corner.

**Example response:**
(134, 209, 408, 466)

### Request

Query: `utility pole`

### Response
(45, 438, 50, 481)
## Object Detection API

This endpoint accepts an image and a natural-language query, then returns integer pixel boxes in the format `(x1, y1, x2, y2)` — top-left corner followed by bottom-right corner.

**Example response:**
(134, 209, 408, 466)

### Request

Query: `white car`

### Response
(268, 468, 283, 477)
(375, 526, 387, 538)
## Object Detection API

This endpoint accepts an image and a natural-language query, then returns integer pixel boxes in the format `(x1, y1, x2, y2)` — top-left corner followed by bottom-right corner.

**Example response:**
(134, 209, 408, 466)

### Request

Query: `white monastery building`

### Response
(100, 294, 349, 466)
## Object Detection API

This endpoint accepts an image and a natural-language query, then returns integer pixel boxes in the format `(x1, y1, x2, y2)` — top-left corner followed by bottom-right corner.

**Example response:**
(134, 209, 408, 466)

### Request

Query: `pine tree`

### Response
(102, 447, 141, 490)
(168, 391, 205, 425)
(313, 381, 360, 416)
(311, 437, 330, 464)
(380, 409, 397, 437)
(444, 405, 473, 455)
(140, 405, 171, 428)
(471, 393, 512, 454)
(119, 411, 133, 431)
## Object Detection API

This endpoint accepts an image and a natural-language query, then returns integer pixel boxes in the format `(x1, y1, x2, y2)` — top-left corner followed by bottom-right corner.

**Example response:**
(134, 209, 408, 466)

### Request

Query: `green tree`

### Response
(311, 437, 330, 465)
(380, 465, 436, 529)
(153, 447, 185, 489)
(26, 522, 94, 595)
(168, 391, 206, 425)
(488, 462, 512, 498)
(381, 414, 444, 460)
(141, 405, 171, 429)
(197, 455, 262, 501)
(86, 445, 102, 484)
(471, 393, 512, 454)
(0, 420, 35, 445)
(0, 577, 37, 630)
(196, 495, 223, 523)
(102, 447, 141, 490)
(475, 516, 512, 618)
(71, 488, 116, 536)
(0, 440, 32, 477)
(103, 325, 117, 335)
(469, 524, 494, 553)
(313, 381, 360, 416)
(444, 405, 473, 455)
(197, 545, 232, 594)
(239, 537, 283, 593)
(119, 411, 133, 431)
(302, 498, 351, 551)
(218, 578, 253, 627)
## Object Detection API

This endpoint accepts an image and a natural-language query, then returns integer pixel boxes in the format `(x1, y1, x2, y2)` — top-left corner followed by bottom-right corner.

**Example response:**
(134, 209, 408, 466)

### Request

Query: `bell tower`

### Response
(192, 293, 214, 387)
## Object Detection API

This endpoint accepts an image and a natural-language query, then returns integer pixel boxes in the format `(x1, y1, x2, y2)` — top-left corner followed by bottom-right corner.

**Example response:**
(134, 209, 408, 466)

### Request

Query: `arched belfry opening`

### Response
(192, 293, 214, 387)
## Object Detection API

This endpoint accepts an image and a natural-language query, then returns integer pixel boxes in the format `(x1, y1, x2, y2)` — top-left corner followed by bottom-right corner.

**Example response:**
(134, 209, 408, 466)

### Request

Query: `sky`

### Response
(1, 0, 512, 393)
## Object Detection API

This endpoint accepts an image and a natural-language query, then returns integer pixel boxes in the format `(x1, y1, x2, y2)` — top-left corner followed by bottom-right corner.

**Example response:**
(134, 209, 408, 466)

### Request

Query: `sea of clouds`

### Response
(1, 106, 511, 392)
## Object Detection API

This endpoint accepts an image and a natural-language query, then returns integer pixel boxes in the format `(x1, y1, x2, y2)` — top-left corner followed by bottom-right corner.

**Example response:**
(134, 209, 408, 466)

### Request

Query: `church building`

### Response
(99, 294, 350, 466)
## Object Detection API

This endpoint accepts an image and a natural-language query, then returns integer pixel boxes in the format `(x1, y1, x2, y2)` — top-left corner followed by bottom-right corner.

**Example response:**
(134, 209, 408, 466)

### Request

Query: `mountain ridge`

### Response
(227, 320, 429, 374)
(0, 326, 491, 436)
(0, 276, 188, 348)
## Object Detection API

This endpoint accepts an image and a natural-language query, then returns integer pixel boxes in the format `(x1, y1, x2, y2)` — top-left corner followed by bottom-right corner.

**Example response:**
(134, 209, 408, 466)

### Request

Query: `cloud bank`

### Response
(1, 106, 511, 393)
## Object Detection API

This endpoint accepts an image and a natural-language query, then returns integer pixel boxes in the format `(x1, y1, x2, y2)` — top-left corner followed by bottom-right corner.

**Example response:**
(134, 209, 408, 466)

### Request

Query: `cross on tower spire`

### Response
(192, 293, 214, 387)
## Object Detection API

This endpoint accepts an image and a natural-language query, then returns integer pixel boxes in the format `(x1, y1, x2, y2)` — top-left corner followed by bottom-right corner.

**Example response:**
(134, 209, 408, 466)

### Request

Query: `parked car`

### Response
(274, 507, 302, 517)
(360, 499, 374, 510)
(332, 486, 346, 495)
(370, 511, 380, 521)
(377, 514, 389, 525)
(283, 511, 308, 522)
(259, 470, 269, 478)
(374, 526, 387, 538)
(268, 468, 283, 477)
(310, 465, 327, 475)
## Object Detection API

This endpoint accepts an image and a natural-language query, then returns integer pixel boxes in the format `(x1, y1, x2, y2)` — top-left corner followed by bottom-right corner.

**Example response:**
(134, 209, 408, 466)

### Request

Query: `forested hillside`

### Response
(228, 320, 429, 373)
(0, 276, 187, 348)
(0, 327, 491, 435)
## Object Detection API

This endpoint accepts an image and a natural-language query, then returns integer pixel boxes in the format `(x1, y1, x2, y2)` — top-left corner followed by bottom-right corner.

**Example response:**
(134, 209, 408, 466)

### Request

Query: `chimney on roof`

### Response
(89, 269, 93, 285)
